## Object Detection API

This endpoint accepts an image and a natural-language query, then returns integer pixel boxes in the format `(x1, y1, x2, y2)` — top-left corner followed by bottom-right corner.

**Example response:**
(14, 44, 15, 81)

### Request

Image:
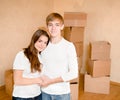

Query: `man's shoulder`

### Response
(63, 38, 72, 44)
(62, 38, 74, 46)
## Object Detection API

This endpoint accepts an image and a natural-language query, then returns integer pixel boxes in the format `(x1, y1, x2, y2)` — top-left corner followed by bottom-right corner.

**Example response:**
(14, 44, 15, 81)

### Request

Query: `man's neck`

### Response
(50, 36, 62, 44)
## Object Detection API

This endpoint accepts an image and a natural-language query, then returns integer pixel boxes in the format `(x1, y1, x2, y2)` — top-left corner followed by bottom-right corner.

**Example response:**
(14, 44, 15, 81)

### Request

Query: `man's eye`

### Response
(56, 24, 60, 26)
(48, 24, 52, 26)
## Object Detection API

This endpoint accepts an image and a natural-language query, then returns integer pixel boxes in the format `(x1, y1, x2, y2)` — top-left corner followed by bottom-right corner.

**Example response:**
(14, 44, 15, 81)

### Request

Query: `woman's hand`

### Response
(40, 75, 52, 87)
(40, 75, 63, 87)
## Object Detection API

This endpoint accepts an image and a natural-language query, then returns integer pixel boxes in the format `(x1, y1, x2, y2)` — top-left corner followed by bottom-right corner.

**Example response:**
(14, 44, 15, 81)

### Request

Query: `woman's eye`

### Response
(38, 40, 42, 43)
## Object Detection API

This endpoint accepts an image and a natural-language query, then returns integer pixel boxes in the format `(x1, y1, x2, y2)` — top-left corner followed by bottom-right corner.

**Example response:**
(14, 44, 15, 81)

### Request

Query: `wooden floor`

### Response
(0, 74, 120, 100)
(0, 86, 12, 100)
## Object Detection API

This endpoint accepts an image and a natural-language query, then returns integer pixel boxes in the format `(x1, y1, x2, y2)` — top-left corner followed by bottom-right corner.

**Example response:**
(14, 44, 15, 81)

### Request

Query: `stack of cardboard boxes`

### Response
(5, 69, 14, 96)
(84, 41, 111, 94)
(64, 12, 87, 100)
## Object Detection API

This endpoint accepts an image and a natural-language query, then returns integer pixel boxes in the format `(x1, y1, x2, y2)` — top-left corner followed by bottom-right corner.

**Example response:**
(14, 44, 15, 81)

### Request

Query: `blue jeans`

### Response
(42, 92, 70, 100)
(12, 94, 42, 100)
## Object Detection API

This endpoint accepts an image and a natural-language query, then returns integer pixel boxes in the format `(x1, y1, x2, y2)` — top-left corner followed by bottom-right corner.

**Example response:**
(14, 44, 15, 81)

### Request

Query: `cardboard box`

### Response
(74, 42, 83, 57)
(87, 59, 111, 77)
(64, 12, 87, 27)
(77, 56, 82, 71)
(5, 69, 14, 96)
(70, 83, 79, 100)
(64, 27, 84, 42)
(70, 77, 79, 84)
(84, 73, 110, 94)
(90, 41, 111, 60)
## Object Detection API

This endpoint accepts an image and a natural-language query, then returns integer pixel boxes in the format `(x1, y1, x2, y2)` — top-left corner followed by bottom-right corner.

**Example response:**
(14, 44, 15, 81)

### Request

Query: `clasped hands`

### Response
(39, 75, 53, 87)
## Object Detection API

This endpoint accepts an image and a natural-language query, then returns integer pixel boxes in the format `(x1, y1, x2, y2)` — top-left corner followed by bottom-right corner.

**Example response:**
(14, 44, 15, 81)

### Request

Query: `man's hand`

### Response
(40, 75, 52, 87)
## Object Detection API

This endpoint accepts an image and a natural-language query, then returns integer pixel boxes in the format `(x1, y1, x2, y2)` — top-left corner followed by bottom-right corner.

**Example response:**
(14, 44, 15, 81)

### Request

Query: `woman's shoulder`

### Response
(15, 50, 25, 58)
(16, 50, 24, 55)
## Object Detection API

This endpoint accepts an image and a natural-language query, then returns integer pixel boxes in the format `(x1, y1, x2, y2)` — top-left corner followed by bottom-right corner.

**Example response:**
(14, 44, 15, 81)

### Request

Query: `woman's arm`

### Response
(41, 75, 63, 87)
(13, 70, 43, 85)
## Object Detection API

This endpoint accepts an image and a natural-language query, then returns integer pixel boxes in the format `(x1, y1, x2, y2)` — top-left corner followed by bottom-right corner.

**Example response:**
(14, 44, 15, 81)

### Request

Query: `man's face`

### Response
(47, 19, 64, 38)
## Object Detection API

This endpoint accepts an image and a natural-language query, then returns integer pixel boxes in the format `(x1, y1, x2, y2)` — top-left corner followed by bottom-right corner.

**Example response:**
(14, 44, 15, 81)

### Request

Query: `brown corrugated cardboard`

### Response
(5, 69, 14, 96)
(64, 12, 87, 27)
(74, 42, 83, 57)
(64, 27, 84, 42)
(70, 83, 79, 100)
(70, 78, 79, 84)
(84, 73, 110, 94)
(77, 56, 82, 71)
(87, 59, 111, 77)
(90, 41, 111, 60)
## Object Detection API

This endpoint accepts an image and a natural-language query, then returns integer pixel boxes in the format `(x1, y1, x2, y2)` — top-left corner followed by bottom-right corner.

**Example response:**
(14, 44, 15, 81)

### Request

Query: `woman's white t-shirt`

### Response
(12, 50, 41, 98)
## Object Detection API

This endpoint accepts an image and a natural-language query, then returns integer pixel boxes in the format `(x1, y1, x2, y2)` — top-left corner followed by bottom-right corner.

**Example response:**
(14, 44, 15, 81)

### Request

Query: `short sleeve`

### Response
(13, 51, 29, 70)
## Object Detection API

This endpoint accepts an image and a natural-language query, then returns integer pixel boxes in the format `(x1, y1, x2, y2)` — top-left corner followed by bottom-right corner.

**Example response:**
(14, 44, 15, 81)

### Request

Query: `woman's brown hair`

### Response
(24, 29, 50, 72)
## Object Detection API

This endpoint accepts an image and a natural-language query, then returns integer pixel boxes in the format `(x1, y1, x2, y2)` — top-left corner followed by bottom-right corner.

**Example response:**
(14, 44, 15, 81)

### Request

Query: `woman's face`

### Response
(35, 35, 48, 52)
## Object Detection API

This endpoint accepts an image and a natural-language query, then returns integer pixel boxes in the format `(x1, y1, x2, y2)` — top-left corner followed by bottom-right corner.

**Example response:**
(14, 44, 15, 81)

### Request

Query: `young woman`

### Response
(12, 29, 50, 100)
(41, 13, 78, 100)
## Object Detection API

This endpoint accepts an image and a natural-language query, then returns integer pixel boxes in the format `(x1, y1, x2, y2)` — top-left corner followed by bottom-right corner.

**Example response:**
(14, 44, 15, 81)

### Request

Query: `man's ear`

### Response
(61, 24, 64, 30)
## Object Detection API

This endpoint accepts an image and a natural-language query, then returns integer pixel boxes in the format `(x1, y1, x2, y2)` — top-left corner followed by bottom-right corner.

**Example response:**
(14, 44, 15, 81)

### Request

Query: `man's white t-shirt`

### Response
(41, 38, 78, 95)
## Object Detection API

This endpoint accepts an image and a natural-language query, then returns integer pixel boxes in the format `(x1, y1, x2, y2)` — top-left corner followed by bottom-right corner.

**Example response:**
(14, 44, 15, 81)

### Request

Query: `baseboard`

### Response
(110, 81, 120, 86)
(0, 85, 5, 90)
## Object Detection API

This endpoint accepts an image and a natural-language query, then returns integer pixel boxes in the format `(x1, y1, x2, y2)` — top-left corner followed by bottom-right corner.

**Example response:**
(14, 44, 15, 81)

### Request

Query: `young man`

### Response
(41, 12, 78, 100)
